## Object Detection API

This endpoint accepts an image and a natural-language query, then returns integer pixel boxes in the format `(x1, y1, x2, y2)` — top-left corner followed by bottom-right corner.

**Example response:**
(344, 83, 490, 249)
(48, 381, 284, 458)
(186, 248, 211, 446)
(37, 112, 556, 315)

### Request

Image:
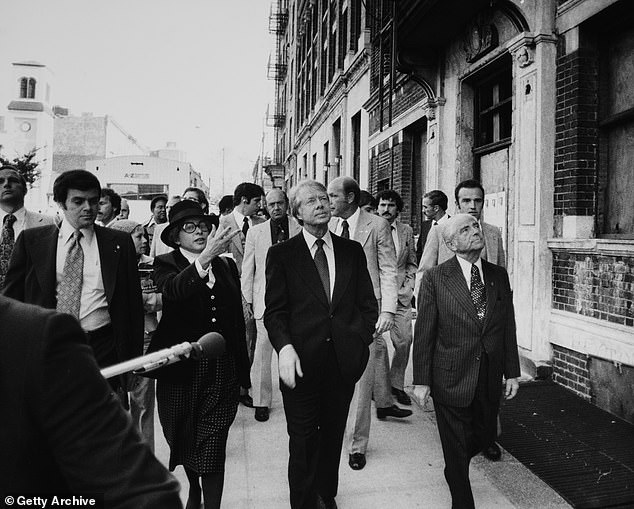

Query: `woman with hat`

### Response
(151, 200, 249, 509)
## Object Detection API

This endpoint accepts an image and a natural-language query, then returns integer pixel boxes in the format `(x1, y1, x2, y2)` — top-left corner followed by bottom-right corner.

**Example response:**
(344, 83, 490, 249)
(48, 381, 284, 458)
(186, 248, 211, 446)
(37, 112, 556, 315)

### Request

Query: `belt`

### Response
(85, 323, 113, 342)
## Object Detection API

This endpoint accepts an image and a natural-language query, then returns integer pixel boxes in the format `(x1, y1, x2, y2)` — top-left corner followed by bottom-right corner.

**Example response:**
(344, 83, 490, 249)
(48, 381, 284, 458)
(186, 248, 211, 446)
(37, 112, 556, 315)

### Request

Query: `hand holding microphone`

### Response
(100, 332, 226, 380)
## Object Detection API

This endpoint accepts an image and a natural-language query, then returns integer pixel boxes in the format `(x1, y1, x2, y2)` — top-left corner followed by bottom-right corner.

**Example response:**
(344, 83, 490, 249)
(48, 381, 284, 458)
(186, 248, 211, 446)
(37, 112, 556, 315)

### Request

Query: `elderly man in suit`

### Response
(328, 176, 410, 472)
(265, 179, 378, 509)
(242, 188, 301, 422)
(0, 164, 55, 289)
(0, 294, 182, 508)
(4, 169, 143, 395)
(376, 189, 417, 406)
(412, 213, 520, 509)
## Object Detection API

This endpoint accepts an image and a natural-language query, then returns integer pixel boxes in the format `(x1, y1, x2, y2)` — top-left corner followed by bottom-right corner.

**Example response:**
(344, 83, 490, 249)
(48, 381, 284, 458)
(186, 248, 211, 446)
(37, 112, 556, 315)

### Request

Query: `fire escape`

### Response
(267, 0, 289, 173)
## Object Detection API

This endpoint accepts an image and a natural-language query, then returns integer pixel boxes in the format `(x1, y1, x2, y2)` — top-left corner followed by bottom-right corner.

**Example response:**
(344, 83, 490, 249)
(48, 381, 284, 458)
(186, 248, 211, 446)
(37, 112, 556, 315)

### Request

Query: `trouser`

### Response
(387, 303, 413, 391)
(251, 318, 275, 407)
(129, 332, 156, 450)
(346, 332, 394, 455)
(433, 354, 499, 509)
(282, 342, 354, 509)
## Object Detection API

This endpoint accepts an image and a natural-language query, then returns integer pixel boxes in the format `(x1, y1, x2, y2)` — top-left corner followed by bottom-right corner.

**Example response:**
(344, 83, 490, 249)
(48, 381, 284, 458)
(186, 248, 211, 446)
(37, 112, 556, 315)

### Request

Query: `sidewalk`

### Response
(154, 353, 571, 508)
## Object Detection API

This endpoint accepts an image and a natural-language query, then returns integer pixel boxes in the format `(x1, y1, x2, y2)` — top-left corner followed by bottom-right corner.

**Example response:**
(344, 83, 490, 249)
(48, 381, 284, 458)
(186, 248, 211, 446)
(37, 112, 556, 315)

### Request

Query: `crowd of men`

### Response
(0, 163, 519, 509)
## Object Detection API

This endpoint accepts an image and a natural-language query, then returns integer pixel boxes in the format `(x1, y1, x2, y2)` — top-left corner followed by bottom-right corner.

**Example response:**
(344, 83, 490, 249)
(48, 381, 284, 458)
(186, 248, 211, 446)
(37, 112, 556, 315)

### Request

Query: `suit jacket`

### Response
(0, 295, 181, 507)
(329, 209, 398, 314)
(394, 220, 418, 307)
(412, 257, 520, 407)
(151, 250, 251, 388)
(219, 212, 266, 275)
(241, 216, 301, 319)
(24, 209, 56, 229)
(416, 220, 433, 264)
(3, 224, 144, 362)
(415, 220, 505, 296)
(264, 233, 378, 385)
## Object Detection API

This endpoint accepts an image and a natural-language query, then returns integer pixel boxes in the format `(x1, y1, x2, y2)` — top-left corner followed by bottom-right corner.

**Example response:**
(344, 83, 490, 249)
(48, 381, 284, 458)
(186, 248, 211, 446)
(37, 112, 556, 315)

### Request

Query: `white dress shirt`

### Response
(334, 207, 360, 239)
(302, 228, 336, 299)
(0, 206, 27, 238)
(56, 221, 110, 332)
(455, 255, 484, 291)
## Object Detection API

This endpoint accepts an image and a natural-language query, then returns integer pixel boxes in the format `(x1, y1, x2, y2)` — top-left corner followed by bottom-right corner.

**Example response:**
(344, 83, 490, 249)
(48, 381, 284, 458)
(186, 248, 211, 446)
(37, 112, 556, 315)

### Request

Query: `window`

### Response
(474, 67, 512, 150)
(599, 25, 634, 235)
(312, 153, 317, 180)
(351, 112, 361, 182)
(19, 77, 37, 99)
(109, 183, 168, 201)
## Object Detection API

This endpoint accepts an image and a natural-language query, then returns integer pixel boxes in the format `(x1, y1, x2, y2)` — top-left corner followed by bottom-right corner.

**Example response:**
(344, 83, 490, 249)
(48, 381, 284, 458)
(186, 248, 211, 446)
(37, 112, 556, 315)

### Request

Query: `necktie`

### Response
(276, 223, 287, 244)
(433, 221, 438, 226)
(242, 216, 250, 236)
(314, 239, 330, 303)
(340, 219, 350, 239)
(0, 214, 17, 289)
(57, 230, 84, 318)
(470, 264, 486, 321)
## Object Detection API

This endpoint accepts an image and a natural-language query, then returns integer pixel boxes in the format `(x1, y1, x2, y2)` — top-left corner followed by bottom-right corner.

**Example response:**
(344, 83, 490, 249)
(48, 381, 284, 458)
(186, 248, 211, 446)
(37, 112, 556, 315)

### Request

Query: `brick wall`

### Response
(369, 79, 428, 136)
(553, 33, 598, 217)
(552, 251, 634, 326)
(552, 344, 591, 400)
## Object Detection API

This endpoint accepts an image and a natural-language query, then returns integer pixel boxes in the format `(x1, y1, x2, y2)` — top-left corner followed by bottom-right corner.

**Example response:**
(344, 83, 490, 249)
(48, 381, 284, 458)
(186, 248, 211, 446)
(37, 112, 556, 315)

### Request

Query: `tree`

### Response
(0, 146, 41, 187)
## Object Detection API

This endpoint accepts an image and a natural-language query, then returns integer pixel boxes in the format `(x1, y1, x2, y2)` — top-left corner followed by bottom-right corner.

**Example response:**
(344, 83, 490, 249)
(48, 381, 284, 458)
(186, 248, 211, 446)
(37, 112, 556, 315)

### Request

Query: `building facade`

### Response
(268, 0, 372, 191)
(269, 0, 634, 424)
(0, 61, 56, 213)
(85, 155, 209, 223)
(365, 0, 633, 423)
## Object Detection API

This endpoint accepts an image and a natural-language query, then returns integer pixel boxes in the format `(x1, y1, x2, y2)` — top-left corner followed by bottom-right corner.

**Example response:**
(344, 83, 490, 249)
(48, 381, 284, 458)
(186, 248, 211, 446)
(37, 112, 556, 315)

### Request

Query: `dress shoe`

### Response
(391, 387, 412, 406)
(376, 404, 413, 420)
(348, 453, 366, 470)
(318, 495, 338, 509)
(482, 442, 502, 461)
(254, 406, 269, 422)
(239, 394, 253, 408)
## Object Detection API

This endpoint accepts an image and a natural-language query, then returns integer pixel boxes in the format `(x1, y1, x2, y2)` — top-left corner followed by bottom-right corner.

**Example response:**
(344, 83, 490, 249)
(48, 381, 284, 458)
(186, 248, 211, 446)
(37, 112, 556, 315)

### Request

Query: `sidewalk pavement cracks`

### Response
(155, 342, 572, 508)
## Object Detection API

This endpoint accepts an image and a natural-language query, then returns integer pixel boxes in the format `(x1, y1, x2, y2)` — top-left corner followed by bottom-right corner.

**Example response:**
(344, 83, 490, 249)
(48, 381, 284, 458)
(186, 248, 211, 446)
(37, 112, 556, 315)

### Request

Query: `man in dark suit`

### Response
(264, 180, 378, 509)
(0, 294, 182, 507)
(412, 214, 520, 509)
(4, 170, 143, 390)
(0, 164, 55, 289)
(415, 189, 449, 264)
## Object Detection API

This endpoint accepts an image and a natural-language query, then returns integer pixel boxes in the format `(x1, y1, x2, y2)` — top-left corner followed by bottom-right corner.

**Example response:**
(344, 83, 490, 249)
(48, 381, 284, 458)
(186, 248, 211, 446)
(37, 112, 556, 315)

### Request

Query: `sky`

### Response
(0, 0, 275, 194)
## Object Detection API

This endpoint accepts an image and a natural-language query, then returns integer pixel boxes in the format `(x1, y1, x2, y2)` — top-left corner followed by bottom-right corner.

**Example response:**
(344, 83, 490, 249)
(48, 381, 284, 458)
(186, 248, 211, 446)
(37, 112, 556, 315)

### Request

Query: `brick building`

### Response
(268, 0, 634, 423)
(365, 0, 633, 423)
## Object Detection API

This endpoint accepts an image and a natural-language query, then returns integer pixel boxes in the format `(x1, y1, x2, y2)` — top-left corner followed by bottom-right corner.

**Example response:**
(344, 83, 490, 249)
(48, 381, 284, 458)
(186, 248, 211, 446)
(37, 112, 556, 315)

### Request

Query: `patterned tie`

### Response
(0, 214, 16, 289)
(314, 239, 330, 303)
(57, 230, 84, 318)
(340, 219, 350, 239)
(242, 216, 250, 236)
(470, 264, 486, 321)
(276, 223, 287, 244)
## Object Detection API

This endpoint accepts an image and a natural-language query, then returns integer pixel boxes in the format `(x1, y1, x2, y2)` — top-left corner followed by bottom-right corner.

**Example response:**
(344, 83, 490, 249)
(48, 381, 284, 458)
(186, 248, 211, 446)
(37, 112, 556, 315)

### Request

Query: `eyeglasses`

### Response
(180, 221, 210, 234)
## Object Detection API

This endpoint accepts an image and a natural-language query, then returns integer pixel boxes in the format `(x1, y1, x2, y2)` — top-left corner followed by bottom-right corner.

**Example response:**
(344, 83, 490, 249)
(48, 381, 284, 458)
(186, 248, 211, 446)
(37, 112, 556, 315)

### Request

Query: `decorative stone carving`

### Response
(463, 13, 499, 63)
(515, 45, 534, 68)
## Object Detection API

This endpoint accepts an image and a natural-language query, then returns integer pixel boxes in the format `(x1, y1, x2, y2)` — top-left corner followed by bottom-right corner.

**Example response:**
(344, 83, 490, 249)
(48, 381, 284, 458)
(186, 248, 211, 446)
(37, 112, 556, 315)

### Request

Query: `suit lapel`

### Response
(330, 236, 351, 310)
(442, 257, 481, 325)
(95, 225, 121, 304)
(353, 210, 372, 247)
(289, 235, 330, 309)
(33, 226, 58, 300)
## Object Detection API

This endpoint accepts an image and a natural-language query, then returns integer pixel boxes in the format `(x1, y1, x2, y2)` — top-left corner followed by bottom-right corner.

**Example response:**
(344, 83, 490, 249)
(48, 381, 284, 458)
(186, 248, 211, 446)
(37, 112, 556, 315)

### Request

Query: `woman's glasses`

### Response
(181, 221, 210, 234)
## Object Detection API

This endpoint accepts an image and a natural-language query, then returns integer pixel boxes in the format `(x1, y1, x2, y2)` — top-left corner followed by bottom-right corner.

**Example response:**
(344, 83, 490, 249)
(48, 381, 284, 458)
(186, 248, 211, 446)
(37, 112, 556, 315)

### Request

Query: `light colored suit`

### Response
(241, 217, 301, 407)
(415, 220, 505, 297)
(330, 209, 399, 455)
(219, 212, 266, 276)
(24, 210, 56, 229)
(387, 220, 417, 391)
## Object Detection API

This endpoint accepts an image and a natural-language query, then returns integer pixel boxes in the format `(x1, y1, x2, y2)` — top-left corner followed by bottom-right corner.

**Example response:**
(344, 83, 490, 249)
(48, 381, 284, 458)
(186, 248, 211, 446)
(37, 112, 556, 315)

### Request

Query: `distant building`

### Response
(85, 154, 209, 222)
(0, 61, 55, 213)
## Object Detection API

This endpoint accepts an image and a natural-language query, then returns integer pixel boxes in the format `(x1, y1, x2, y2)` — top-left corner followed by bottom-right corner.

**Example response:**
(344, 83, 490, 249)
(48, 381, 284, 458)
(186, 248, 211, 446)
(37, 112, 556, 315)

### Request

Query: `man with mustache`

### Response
(376, 189, 418, 407)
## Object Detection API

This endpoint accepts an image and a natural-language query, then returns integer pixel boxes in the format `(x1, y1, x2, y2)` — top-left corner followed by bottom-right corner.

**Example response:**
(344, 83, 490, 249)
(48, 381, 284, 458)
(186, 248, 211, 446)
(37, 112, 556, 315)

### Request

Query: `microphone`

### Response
(100, 332, 225, 379)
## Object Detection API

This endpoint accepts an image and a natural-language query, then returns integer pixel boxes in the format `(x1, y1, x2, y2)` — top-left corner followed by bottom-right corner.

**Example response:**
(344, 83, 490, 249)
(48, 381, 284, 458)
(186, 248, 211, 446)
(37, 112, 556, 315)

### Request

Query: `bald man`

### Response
(241, 188, 301, 422)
